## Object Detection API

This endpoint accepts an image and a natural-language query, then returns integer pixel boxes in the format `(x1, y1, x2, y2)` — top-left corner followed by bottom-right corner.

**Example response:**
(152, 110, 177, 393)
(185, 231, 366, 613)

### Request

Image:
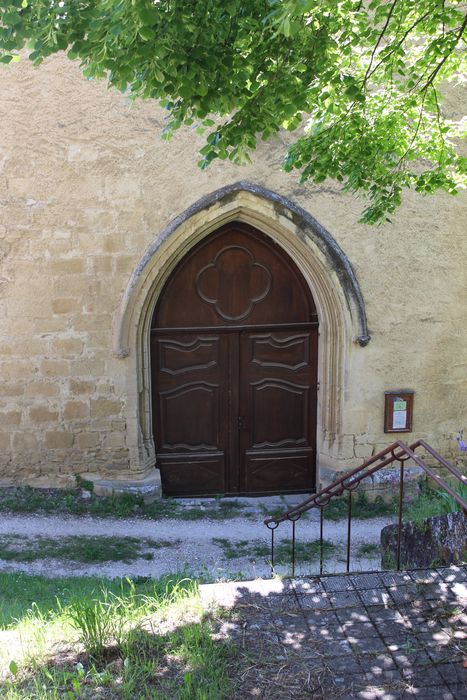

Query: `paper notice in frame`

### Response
(392, 410, 407, 430)
(384, 390, 414, 433)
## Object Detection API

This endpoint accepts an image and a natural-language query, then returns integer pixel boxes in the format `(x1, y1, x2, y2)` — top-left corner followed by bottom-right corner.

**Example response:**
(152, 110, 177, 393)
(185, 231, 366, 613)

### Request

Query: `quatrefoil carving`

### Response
(195, 245, 272, 321)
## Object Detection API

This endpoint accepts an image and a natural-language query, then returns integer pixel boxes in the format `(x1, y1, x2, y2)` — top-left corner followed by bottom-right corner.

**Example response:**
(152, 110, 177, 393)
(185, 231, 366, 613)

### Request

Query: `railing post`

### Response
(346, 490, 352, 573)
(319, 507, 324, 575)
(267, 522, 278, 577)
(396, 460, 405, 571)
(271, 526, 275, 575)
(291, 519, 296, 577)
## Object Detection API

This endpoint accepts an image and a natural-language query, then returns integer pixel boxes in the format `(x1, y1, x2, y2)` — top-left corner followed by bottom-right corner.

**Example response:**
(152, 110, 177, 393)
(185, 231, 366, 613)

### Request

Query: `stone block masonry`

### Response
(0, 53, 465, 491)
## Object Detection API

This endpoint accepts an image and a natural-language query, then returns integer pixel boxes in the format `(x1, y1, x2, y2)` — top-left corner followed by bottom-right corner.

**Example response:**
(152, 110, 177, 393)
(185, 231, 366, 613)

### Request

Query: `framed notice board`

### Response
(384, 391, 414, 433)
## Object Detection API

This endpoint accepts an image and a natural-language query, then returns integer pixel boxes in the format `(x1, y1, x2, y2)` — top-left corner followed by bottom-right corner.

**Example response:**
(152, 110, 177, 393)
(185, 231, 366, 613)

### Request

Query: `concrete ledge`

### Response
(91, 469, 161, 503)
(319, 464, 424, 502)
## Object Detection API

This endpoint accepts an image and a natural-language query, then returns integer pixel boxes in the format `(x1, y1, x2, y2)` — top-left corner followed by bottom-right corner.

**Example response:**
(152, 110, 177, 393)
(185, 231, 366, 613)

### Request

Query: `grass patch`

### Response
(0, 535, 180, 564)
(356, 542, 380, 557)
(0, 487, 252, 521)
(213, 538, 270, 561)
(323, 491, 397, 521)
(403, 480, 467, 524)
(0, 573, 234, 699)
(213, 537, 337, 565)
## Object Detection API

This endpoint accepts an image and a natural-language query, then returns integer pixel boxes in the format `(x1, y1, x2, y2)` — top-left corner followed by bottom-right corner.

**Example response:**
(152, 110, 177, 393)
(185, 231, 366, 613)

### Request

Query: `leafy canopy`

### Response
(1, 0, 466, 223)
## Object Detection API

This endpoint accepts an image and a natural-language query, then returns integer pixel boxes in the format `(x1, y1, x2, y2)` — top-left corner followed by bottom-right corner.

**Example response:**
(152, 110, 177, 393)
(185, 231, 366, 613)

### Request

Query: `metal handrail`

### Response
(264, 439, 467, 576)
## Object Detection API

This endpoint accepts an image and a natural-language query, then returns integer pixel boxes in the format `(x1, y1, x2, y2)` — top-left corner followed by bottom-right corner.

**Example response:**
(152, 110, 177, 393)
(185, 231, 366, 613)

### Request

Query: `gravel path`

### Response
(0, 512, 396, 580)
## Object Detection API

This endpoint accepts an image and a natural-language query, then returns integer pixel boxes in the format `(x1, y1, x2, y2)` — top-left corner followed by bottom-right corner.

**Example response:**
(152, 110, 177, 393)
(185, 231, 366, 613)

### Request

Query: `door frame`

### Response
(112, 184, 370, 486)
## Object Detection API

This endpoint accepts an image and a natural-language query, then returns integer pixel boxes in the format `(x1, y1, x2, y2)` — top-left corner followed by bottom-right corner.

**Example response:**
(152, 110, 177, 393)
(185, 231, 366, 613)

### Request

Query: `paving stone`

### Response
(345, 635, 389, 656)
(387, 585, 419, 605)
(379, 571, 413, 586)
(359, 588, 392, 606)
(339, 687, 381, 700)
(272, 613, 308, 632)
(401, 614, 442, 635)
(336, 608, 373, 625)
(437, 566, 466, 584)
(306, 622, 344, 642)
(358, 653, 398, 673)
(341, 621, 381, 638)
(350, 572, 386, 590)
(276, 628, 309, 648)
(296, 591, 332, 610)
(292, 578, 324, 594)
(392, 649, 433, 670)
(414, 581, 448, 601)
(315, 637, 354, 656)
(401, 664, 444, 686)
(367, 606, 407, 622)
(425, 647, 456, 664)
(447, 684, 467, 700)
(363, 668, 403, 684)
(303, 609, 341, 628)
(437, 662, 467, 686)
(401, 687, 455, 700)
(323, 654, 364, 675)
(321, 575, 356, 592)
(328, 590, 362, 608)
(385, 634, 423, 653)
(266, 593, 302, 611)
(408, 569, 443, 584)
(373, 621, 412, 641)
(416, 629, 453, 648)
(202, 567, 466, 699)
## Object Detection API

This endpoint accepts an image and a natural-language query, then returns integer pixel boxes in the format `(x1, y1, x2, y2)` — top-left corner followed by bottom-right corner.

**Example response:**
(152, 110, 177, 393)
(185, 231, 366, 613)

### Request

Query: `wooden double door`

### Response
(151, 223, 318, 496)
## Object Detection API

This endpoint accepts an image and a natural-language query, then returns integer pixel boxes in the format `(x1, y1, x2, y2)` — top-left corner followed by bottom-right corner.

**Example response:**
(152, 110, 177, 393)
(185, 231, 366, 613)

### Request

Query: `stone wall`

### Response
(0, 54, 466, 491)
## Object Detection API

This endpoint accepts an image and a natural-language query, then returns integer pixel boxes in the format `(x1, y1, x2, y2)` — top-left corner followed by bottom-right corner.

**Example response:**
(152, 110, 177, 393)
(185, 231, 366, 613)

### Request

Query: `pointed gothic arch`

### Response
(113, 182, 370, 487)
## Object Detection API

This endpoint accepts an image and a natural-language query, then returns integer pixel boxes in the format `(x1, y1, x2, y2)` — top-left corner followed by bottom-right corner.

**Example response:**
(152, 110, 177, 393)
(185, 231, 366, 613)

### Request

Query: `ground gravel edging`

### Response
(0, 512, 394, 579)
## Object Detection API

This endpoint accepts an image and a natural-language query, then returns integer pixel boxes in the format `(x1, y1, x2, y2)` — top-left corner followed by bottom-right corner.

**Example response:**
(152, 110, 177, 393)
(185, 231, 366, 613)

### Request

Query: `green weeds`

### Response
(212, 537, 337, 565)
(0, 487, 251, 521)
(0, 535, 179, 564)
(403, 480, 467, 524)
(323, 491, 397, 521)
(356, 542, 380, 557)
(0, 573, 234, 699)
(274, 538, 337, 564)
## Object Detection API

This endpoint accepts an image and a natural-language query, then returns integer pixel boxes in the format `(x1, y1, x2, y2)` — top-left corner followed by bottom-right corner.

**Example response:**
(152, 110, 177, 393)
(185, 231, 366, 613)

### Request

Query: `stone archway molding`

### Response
(114, 181, 370, 359)
(113, 181, 370, 481)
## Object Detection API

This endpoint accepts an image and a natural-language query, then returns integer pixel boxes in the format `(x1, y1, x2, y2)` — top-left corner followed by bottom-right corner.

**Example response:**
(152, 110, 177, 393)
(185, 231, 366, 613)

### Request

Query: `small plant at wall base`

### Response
(403, 479, 467, 524)
(455, 429, 467, 453)
(75, 473, 94, 494)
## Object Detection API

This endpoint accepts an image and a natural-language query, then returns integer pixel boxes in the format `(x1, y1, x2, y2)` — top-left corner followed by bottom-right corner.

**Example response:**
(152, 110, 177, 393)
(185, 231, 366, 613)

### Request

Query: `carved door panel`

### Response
(152, 333, 229, 496)
(151, 222, 319, 497)
(238, 329, 318, 494)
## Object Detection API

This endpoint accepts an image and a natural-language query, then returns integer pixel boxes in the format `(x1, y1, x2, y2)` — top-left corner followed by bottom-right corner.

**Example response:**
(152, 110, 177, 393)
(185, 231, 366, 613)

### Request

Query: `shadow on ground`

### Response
(201, 565, 467, 699)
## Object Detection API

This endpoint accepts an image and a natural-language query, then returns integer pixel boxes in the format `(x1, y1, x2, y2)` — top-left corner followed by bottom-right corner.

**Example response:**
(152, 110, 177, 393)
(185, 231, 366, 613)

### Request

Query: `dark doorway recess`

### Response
(151, 222, 319, 497)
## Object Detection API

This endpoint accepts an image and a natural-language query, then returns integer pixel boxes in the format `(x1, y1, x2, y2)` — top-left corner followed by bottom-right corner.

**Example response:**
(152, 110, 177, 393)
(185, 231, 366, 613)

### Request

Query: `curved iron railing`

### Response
(264, 439, 467, 576)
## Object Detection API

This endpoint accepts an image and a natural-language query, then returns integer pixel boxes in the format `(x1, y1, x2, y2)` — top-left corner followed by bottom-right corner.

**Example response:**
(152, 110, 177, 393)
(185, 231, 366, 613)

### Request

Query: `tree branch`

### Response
(364, 9, 432, 84)
(363, 0, 399, 86)
(422, 13, 467, 89)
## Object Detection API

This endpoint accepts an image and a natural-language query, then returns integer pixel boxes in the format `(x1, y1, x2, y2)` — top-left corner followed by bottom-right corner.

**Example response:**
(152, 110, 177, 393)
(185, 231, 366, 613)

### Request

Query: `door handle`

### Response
(238, 416, 248, 430)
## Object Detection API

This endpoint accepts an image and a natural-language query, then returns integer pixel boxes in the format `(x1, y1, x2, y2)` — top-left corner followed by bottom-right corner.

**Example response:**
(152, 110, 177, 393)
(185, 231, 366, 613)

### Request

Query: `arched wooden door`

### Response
(151, 222, 319, 496)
